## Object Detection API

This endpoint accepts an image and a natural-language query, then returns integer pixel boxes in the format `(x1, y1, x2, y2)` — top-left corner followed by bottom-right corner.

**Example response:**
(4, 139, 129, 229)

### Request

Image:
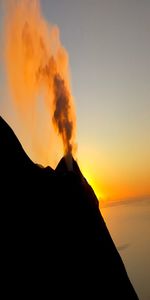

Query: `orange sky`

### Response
(78, 143, 150, 201)
(0, 0, 150, 202)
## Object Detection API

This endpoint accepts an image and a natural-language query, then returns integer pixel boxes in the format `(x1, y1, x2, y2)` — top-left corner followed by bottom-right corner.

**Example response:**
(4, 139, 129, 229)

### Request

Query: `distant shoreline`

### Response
(100, 196, 150, 209)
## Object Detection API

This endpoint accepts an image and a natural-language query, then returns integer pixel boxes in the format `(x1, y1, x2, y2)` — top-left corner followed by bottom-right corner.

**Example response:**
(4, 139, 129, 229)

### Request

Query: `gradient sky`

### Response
(0, 0, 150, 201)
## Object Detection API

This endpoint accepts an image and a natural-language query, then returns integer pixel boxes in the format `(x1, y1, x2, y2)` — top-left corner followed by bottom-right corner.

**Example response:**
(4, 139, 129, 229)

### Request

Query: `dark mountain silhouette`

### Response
(0, 116, 138, 299)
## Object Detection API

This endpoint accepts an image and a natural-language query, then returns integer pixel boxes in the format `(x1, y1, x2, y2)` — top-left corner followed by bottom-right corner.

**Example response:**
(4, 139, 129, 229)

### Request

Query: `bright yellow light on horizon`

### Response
(81, 168, 105, 201)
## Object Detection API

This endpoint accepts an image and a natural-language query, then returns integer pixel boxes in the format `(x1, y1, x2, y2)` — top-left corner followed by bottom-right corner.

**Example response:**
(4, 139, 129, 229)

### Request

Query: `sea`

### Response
(101, 197, 150, 300)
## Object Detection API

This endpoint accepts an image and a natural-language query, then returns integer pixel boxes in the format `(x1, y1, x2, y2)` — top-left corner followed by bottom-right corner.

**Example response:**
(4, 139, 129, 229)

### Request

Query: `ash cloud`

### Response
(4, 0, 76, 164)
(53, 74, 73, 155)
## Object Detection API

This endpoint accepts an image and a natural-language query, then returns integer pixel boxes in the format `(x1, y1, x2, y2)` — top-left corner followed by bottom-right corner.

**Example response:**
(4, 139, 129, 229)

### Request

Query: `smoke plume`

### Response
(4, 0, 76, 161)
(53, 74, 73, 155)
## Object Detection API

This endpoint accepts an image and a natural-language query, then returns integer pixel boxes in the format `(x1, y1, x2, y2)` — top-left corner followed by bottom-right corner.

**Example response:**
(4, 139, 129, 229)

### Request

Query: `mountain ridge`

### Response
(0, 116, 138, 299)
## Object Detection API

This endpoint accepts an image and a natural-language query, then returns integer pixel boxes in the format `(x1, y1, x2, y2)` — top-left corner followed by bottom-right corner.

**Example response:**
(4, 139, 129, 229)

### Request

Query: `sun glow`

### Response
(81, 168, 105, 201)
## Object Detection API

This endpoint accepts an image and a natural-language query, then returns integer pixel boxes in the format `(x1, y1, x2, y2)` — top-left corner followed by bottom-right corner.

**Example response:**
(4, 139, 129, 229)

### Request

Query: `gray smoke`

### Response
(53, 73, 73, 155)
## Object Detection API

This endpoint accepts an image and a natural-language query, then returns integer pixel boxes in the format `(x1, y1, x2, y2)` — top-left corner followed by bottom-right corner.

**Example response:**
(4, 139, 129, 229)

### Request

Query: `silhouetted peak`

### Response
(55, 156, 69, 174)
(0, 116, 32, 167)
(0, 115, 139, 299)
(55, 155, 83, 177)
(36, 163, 54, 173)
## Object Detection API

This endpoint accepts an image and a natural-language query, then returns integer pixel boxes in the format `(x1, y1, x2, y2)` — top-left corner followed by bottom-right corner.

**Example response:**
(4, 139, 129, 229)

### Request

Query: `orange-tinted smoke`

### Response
(4, 0, 76, 156)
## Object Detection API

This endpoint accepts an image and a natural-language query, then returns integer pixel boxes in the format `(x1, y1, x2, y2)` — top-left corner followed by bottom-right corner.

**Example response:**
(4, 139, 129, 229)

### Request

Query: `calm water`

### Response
(101, 198, 150, 300)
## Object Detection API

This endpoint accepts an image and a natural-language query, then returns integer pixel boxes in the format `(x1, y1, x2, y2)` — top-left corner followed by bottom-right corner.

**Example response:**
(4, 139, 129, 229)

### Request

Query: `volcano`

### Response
(0, 116, 138, 299)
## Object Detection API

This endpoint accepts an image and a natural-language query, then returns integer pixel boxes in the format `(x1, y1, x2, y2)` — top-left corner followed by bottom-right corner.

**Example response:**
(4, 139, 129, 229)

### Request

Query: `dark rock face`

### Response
(0, 116, 138, 299)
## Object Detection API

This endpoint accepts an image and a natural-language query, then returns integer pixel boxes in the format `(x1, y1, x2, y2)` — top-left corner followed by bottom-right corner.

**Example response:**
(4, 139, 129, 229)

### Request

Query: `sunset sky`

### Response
(0, 0, 150, 201)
